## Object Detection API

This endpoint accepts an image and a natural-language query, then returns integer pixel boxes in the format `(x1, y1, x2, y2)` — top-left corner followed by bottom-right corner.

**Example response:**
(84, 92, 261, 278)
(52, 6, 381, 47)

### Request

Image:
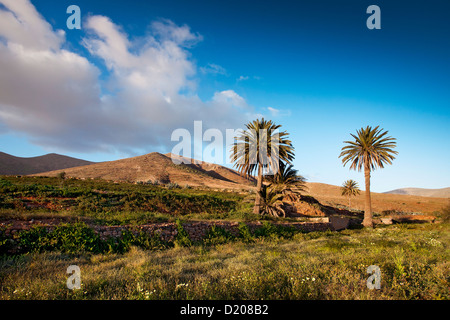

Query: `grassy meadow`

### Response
(0, 223, 448, 300)
(0, 175, 449, 300)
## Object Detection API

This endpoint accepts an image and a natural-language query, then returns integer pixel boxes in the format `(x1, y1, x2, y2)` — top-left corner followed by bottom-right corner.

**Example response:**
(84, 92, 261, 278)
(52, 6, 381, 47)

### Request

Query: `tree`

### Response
(258, 185, 287, 217)
(266, 161, 307, 202)
(230, 118, 294, 214)
(341, 179, 360, 208)
(339, 126, 397, 227)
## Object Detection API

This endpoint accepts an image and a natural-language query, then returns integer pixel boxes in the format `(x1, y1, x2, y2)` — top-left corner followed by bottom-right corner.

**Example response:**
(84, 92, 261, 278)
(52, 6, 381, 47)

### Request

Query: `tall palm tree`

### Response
(266, 161, 307, 202)
(230, 118, 294, 214)
(341, 179, 361, 208)
(339, 126, 397, 227)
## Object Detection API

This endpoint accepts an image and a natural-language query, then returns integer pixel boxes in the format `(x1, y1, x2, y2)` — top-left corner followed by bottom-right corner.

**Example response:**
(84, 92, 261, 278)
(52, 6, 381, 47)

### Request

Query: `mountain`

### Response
(384, 187, 450, 198)
(34, 152, 255, 190)
(0, 152, 94, 175)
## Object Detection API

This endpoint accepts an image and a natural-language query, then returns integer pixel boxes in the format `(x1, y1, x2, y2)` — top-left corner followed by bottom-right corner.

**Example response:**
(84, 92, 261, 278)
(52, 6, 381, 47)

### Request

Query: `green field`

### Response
(0, 176, 449, 300)
(0, 223, 448, 300)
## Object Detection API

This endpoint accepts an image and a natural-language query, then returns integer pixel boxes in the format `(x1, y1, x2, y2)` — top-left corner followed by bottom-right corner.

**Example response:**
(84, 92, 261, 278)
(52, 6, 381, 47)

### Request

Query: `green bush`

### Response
(174, 219, 192, 247)
(237, 222, 254, 243)
(203, 225, 234, 246)
(252, 221, 298, 240)
(16, 223, 104, 254)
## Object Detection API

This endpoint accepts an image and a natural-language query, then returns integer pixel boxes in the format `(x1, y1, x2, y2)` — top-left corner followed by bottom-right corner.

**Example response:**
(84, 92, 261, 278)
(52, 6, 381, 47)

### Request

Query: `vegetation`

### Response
(230, 118, 294, 215)
(258, 186, 287, 217)
(341, 179, 361, 208)
(339, 126, 398, 227)
(0, 223, 447, 300)
(0, 176, 244, 224)
(266, 161, 307, 202)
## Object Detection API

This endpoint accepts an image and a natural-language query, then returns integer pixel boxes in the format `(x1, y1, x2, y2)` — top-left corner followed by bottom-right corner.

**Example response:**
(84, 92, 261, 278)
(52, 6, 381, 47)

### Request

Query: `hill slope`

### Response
(35, 152, 254, 190)
(305, 182, 448, 214)
(0, 152, 94, 175)
(384, 187, 450, 198)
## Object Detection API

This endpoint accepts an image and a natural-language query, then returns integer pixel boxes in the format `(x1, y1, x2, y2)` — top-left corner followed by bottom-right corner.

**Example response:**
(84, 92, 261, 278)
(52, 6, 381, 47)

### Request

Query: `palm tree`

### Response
(339, 126, 397, 227)
(230, 118, 294, 214)
(258, 186, 287, 217)
(341, 179, 360, 208)
(266, 161, 307, 202)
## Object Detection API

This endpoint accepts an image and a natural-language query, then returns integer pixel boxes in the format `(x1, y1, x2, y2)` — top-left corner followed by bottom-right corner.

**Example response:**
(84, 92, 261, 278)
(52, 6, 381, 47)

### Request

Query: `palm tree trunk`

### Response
(348, 196, 351, 208)
(253, 165, 263, 214)
(363, 162, 373, 227)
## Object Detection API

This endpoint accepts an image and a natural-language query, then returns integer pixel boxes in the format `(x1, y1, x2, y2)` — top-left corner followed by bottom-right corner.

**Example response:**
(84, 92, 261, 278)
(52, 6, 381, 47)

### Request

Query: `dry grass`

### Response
(1, 223, 448, 300)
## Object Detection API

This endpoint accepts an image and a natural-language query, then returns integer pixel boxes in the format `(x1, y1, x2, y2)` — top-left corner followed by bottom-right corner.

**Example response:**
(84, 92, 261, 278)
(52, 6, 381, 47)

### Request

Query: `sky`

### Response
(0, 0, 449, 192)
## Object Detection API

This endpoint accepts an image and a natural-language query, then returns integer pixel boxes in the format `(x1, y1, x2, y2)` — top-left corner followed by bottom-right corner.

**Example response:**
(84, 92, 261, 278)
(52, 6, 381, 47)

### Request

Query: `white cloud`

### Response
(237, 75, 249, 82)
(0, 0, 255, 155)
(267, 107, 280, 116)
(266, 106, 291, 117)
(200, 63, 227, 75)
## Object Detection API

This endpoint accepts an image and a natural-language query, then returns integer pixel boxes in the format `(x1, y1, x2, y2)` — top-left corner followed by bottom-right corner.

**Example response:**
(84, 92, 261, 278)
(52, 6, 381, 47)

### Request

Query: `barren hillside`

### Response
(384, 187, 450, 198)
(0, 152, 94, 175)
(304, 182, 448, 214)
(34, 152, 254, 190)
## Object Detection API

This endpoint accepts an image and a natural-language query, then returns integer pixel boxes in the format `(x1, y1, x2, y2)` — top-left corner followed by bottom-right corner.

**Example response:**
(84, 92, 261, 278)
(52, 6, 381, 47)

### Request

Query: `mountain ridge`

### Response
(384, 187, 450, 198)
(0, 151, 94, 175)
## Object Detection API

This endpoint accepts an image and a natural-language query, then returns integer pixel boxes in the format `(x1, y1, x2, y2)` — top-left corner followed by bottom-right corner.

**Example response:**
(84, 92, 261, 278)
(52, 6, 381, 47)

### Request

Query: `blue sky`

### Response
(0, 0, 449, 192)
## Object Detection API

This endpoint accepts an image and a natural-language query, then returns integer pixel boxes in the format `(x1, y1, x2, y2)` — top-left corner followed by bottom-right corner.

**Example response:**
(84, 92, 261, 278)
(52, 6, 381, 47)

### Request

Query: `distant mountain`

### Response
(384, 187, 450, 198)
(34, 152, 255, 190)
(0, 152, 94, 175)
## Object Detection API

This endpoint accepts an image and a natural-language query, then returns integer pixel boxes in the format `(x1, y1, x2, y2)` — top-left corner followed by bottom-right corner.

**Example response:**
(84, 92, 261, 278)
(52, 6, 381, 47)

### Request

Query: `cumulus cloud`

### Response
(0, 0, 254, 155)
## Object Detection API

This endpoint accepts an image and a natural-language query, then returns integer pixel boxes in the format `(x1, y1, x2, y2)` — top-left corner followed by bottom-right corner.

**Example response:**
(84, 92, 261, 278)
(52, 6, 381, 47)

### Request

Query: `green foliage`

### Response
(203, 225, 234, 246)
(11, 223, 171, 255)
(0, 175, 240, 220)
(252, 221, 297, 240)
(16, 223, 103, 254)
(237, 222, 254, 243)
(111, 229, 171, 254)
(174, 219, 192, 247)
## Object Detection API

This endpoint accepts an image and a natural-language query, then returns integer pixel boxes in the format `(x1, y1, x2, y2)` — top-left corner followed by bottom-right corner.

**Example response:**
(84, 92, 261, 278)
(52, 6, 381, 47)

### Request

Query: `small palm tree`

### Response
(339, 126, 397, 227)
(258, 186, 287, 217)
(230, 118, 294, 214)
(341, 179, 360, 208)
(266, 161, 307, 202)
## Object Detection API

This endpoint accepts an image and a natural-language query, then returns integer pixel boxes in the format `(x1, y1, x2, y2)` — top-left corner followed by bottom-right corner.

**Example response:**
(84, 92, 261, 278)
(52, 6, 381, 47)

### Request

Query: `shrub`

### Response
(167, 182, 181, 189)
(174, 219, 192, 247)
(16, 223, 104, 254)
(203, 225, 234, 246)
(253, 221, 298, 240)
(440, 204, 450, 223)
(237, 222, 254, 243)
(112, 229, 171, 253)
(57, 172, 66, 180)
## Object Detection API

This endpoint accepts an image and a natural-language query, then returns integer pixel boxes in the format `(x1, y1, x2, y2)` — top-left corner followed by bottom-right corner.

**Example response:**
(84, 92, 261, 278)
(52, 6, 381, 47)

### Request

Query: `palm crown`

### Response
(266, 161, 307, 201)
(341, 179, 361, 197)
(339, 125, 398, 171)
(230, 118, 294, 177)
